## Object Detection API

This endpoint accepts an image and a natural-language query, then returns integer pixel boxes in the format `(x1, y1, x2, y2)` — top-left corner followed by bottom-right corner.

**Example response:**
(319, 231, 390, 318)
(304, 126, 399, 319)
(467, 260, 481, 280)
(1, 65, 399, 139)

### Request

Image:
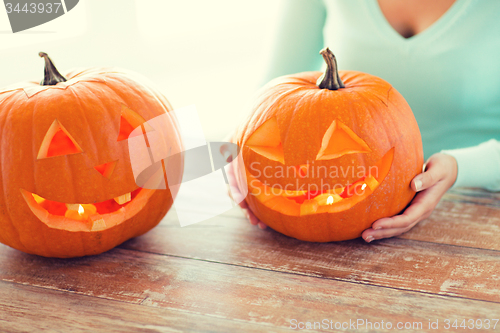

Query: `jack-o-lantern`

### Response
(235, 48, 423, 242)
(0, 53, 183, 258)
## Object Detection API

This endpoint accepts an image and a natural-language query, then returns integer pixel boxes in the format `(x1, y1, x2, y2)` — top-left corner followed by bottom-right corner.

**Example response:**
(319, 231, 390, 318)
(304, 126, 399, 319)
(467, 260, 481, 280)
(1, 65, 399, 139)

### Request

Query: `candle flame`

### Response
(78, 204, 84, 216)
(326, 196, 334, 205)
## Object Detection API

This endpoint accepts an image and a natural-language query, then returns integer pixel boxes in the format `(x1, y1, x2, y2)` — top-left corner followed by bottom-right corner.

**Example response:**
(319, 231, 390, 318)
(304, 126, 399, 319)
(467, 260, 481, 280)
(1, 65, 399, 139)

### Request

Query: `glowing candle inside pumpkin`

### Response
(326, 196, 334, 205)
(78, 204, 84, 216)
(64, 203, 97, 221)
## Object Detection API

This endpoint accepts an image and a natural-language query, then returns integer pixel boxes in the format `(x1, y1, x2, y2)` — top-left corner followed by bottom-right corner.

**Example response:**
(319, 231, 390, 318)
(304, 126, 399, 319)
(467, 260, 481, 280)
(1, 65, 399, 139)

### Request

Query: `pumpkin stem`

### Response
(39, 52, 67, 86)
(317, 47, 344, 90)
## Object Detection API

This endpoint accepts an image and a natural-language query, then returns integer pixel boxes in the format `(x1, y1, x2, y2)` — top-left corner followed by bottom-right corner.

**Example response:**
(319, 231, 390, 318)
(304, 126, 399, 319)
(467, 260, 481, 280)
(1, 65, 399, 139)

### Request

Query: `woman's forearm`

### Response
(441, 139, 500, 191)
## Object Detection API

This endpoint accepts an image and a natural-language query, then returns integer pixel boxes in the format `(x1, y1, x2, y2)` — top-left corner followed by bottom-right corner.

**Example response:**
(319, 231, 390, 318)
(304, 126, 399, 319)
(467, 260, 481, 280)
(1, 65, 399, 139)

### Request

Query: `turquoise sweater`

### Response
(266, 0, 500, 191)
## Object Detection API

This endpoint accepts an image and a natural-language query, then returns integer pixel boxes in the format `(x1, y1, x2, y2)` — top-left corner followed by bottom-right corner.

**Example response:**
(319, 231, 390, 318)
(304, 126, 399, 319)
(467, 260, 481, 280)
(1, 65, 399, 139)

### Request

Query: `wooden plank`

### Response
(121, 210, 500, 303)
(1, 186, 498, 331)
(446, 188, 500, 207)
(399, 198, 500, 250)
(0, 280, 289, 333)
(0, 246, 499, 332)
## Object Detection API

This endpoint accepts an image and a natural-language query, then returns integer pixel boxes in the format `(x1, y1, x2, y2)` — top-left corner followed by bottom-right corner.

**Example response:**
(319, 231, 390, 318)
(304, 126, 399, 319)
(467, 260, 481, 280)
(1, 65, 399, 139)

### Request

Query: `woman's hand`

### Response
(226, 154, 268, 229)
(361, 153, 458, 242)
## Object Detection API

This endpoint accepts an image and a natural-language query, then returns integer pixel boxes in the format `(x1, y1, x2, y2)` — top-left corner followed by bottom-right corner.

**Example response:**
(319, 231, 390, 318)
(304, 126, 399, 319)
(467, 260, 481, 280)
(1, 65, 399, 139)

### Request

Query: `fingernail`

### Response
(365, 236, 374, 243)
(414, 179, 422, 191)
(373, 225, 382, 230)
(243, 210, 250, 220)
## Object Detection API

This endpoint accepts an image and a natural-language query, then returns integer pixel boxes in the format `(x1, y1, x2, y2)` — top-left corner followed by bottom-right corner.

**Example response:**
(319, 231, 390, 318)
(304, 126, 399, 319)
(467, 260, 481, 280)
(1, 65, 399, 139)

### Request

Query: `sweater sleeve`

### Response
(263, 0, 327, 83)
(441, 139, 500, 192)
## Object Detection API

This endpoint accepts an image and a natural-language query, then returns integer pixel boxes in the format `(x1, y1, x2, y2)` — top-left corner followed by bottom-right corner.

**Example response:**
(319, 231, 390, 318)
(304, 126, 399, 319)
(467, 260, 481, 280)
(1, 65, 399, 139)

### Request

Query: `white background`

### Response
(0, 0, 283, 140)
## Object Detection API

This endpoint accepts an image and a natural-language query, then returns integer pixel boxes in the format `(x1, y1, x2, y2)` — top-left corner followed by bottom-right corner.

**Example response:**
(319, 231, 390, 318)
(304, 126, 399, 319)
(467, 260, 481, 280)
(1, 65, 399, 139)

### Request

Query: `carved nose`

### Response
(94, 160, 117, 179)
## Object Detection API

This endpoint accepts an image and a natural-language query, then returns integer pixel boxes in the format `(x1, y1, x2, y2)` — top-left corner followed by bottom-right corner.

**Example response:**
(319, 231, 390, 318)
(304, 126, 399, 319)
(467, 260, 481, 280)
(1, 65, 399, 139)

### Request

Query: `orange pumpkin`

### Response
(235, 48, 423, 242)
(0, 53, 183, 258)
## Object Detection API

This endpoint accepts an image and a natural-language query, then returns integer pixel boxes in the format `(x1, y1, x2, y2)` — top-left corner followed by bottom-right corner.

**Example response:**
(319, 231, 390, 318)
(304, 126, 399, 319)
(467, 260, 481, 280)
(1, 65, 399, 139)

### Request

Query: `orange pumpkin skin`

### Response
(236, 69, 424, 242)
(0, 64, 183, 258)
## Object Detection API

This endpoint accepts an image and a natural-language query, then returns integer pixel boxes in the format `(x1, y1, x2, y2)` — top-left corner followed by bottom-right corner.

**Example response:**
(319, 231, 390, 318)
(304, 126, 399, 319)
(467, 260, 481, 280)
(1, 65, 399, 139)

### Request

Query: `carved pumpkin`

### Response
(0, 53, 183, 258)
(235, 48, 423, 242)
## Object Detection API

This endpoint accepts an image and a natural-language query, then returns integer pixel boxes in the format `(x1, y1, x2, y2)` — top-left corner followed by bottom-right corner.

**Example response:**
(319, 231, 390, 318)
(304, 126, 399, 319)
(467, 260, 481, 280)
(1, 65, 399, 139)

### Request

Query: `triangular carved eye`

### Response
(118, 105, 152, 141)
(245, 117, 284, 164)
(316, 120, 371, 160)
(37, 120, 83, 159)
(118, 116, 135, 142)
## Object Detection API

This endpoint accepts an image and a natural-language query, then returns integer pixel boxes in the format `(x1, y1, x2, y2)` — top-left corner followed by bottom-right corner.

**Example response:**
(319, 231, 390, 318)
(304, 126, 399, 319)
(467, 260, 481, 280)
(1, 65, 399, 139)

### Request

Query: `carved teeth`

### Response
(300, 199, 319, 216)
(66, 203, 80, 211)
(88, 214, 106, 231)
(114, 192, 131, 205)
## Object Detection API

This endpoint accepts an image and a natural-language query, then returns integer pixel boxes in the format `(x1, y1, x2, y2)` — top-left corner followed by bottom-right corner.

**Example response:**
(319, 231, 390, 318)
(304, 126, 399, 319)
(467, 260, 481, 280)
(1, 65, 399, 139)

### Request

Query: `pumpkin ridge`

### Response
(0, 101, 27, 251)
(280, 89, 323, 163)
(79, 81, 122, 172)
(66, 84, 102, 169)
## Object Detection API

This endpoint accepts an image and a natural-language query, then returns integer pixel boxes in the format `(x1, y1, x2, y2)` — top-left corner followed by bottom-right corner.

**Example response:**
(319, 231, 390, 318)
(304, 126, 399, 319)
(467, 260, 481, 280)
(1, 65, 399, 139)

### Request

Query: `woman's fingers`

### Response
(411, 153, 457, 192)
(242, 207, 267, 228)
(366, 185, 444, 240)
(364, 154, 459, 242)
(242, 208, 258, 225)
(226, 161, 246, 208)
(371, 185, 442, 231)
(225, 151, 267, 228)
(363, 226, 412, 242)
(364, 203, 424, 241)
(238, 198, 249, 210)
(412, 165, 439, 192)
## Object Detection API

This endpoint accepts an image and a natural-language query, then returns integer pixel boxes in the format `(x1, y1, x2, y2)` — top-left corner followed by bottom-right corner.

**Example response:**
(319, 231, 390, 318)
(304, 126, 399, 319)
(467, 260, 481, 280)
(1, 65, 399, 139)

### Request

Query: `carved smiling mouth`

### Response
(21, 188, 156, 232)
(246, 148, 394, 216)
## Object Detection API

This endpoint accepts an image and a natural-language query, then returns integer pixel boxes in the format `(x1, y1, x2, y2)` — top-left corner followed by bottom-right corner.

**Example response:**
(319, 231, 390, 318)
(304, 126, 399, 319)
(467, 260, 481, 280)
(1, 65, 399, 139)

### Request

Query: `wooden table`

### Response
(1, 188, 499, 332)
